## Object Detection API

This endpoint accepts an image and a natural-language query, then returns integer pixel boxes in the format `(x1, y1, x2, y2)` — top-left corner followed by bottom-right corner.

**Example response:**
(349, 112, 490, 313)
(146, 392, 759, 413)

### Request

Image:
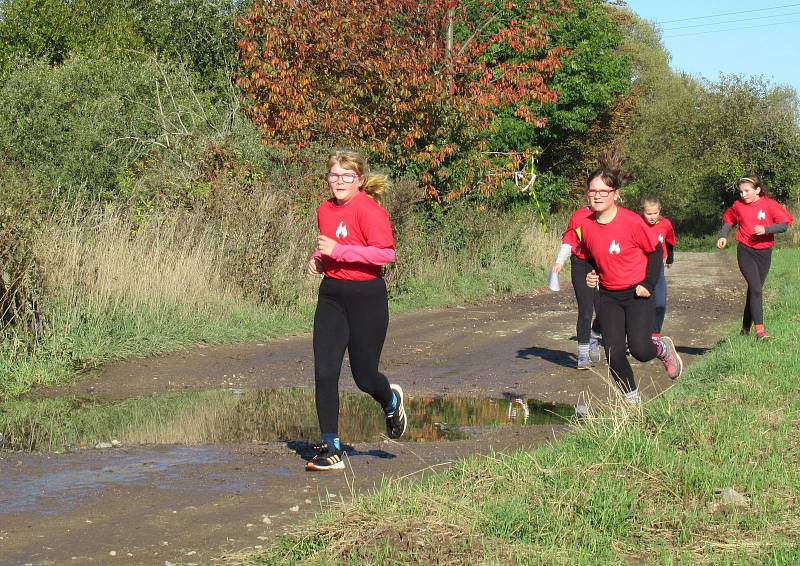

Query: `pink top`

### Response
(646, 217, 676, 260)
(561, 207, 593, 260)
(722, 197, 794, 249)
(315, 191, 396, 280)
(575, 207, 658, 291)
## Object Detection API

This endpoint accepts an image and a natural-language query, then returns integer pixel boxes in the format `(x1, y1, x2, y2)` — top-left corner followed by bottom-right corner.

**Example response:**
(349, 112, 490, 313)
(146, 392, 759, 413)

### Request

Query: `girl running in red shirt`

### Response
(575, 153, 683, 404)
(305, 149, 407, 471)
(552, 204, 602, 369)
(641, 197, 676, 340)
(716, 175, 793, 340)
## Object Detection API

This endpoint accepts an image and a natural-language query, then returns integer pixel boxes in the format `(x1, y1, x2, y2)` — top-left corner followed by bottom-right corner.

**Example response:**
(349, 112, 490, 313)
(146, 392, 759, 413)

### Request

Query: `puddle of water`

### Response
(0, 445, 259, 515)
(0, 389, 574, 452)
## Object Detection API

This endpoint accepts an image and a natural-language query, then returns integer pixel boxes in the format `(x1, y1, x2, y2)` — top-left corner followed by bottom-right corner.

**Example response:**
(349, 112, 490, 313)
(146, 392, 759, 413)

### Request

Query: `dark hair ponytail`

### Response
(586, 146, 629, 191)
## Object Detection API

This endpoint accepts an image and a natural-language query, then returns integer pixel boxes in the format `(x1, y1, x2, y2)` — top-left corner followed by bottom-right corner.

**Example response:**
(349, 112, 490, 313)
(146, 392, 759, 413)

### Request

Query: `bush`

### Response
(0, 54, 221, 204)
(0, 170, 45, 339)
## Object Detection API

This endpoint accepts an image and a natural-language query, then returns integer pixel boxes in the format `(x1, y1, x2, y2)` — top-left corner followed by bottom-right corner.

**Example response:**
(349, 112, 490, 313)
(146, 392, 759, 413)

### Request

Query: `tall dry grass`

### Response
(36, 207, 235, 314)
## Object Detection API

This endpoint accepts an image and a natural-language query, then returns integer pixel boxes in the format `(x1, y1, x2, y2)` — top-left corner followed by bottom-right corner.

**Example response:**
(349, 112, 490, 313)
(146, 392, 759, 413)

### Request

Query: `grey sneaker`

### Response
(577, 352, 591, 370)
(624, 389, 642, 405)
(588, 338, 602, 363)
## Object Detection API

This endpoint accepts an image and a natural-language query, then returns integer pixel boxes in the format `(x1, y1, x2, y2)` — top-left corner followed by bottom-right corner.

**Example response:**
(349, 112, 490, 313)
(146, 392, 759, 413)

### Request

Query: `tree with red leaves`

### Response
(236, 0, 569, 199)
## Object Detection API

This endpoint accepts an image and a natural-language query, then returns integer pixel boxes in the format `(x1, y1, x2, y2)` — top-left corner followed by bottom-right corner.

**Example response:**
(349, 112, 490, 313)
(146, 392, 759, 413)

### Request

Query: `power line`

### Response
(662, 10, 800, 31)
(663, 18, 800, 38)
(657, 2, 800, 24)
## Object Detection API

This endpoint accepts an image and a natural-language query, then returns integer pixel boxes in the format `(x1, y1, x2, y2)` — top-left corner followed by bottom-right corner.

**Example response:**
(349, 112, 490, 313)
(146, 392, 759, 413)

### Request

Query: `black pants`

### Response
(653, 263, 667, 334)
(313, 277, 393, 436)
(570, 256, 601, 343)
(595, 287, 658, 393)
(737, 244, 772, 329)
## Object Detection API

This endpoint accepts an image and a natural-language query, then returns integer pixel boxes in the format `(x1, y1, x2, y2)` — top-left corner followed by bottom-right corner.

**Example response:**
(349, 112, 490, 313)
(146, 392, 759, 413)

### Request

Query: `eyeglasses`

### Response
(326, 172, 359, 184)
(587, 189, 615, 197)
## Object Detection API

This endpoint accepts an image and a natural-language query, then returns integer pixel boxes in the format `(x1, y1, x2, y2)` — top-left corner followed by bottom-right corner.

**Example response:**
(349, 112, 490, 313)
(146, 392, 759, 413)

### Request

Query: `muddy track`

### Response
(0, 252, 741, 565)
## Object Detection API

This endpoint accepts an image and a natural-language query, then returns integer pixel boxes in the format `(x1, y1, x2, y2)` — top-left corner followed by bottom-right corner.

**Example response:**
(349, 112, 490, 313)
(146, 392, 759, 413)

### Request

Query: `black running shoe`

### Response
(385, 384, 407, 439)
(305, 443, 345, 471)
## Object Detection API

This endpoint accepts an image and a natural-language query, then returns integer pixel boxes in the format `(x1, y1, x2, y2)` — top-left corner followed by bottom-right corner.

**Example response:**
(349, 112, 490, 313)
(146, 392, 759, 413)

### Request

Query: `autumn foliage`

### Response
(236, 0, 570, 199)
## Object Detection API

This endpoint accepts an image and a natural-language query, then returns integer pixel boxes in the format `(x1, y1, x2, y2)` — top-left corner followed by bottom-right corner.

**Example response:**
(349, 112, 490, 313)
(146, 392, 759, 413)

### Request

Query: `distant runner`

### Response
(716, 175, 793, 340)
(551, 203, 602, 370)
(641, 197, 676, 341)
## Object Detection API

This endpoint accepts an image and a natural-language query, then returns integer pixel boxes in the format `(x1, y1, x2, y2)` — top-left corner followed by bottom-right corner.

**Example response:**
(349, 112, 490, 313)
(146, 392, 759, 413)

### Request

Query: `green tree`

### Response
(0, 54, 217, 201)
(0, 0, 239, 89)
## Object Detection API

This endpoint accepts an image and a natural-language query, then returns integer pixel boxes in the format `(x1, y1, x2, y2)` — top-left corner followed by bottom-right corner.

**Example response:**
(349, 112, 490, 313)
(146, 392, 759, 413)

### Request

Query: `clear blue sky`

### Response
(624, 1, 800, 95)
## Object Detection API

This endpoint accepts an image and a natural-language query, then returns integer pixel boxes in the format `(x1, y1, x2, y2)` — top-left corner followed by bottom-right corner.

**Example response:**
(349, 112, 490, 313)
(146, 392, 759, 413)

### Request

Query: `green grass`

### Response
(240, 246, 800, 565)
(0, 300, 314, 399)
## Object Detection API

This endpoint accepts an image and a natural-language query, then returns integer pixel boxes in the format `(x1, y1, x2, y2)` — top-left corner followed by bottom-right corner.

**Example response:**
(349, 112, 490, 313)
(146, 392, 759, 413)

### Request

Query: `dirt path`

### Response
(0, 252, 741, 565)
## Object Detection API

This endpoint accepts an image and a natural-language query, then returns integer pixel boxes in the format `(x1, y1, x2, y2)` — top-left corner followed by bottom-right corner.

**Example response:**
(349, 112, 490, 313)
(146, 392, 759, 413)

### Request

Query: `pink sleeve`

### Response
(312, 250, 322, 261)
(330, 244, 396, 266)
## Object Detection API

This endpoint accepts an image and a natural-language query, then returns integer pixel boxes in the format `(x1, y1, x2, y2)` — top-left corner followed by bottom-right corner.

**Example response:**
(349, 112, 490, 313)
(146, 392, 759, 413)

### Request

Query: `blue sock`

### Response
(322, 433, 340, 451)
(384, 391, 398, 417)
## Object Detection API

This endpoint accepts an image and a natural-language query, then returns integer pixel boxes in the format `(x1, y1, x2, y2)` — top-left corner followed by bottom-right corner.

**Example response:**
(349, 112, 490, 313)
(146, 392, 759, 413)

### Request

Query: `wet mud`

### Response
(0, 252, 742, 565)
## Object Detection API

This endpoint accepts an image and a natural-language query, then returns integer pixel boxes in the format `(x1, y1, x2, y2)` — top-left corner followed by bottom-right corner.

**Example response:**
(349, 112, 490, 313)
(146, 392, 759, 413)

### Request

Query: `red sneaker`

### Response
(657, 336, 683, 380)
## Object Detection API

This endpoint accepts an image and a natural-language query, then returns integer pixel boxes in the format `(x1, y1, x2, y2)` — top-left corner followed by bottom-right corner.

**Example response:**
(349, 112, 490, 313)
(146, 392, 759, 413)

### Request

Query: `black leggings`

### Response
(313, 277, 393, 436)
(595, 287, 658, 393)
(570, 256, 601, 343)
(736, 244, 772, 329)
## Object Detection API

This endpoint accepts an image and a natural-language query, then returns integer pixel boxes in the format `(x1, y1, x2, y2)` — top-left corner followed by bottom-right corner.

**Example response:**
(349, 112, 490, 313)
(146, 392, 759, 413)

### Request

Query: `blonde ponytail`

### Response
(327, 149, 391, 202)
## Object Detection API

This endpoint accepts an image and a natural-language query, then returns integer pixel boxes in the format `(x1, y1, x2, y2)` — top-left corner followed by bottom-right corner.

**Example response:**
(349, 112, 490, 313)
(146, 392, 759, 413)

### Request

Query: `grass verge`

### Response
(0, 205, 559, 400)
(237, 246, 800, 565)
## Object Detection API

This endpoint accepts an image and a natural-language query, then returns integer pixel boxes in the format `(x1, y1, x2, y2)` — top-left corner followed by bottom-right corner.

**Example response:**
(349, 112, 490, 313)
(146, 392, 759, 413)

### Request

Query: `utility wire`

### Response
(657, 2, 800, 24)
(663, 18, 800, 38)
(661, 10, 800, 31)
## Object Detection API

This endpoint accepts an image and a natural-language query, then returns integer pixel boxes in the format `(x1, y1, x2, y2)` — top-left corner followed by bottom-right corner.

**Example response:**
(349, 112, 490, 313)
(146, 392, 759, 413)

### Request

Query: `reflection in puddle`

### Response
(1, 389, 574, 451)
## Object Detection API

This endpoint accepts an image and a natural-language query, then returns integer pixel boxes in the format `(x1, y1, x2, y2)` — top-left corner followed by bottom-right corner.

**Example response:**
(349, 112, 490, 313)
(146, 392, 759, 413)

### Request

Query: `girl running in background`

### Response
(716, 175, 793, 340)
(551, 204, 602, 370)
(575, 152, 683, 404)
(305, 149, 407, 471)
(641, 197, 676, 341)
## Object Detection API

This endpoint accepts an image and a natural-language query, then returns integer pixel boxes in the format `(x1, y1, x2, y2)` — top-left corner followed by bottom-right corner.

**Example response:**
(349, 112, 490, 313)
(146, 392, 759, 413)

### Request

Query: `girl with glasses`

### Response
(305, 149, 407, 471)
(565, 151, 683, 405)
(716, 175, 793, 340)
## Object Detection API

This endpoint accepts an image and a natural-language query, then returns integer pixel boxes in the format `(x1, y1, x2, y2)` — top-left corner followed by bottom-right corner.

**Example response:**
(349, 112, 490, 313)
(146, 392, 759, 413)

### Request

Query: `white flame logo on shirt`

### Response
(335, 221, 348, 238)
(658, 234, 664, 243)
(757, 209, 766, 221)
(608, 240, 621, 254)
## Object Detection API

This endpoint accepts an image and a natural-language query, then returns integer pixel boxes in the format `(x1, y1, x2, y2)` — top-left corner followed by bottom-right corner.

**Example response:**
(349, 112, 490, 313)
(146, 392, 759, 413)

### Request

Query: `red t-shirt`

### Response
(646, 217, 676, 261)
(561, 206, 593, 260)
(722, 197, 794, 249)
(317, 191, 395, 280)
(576, 206, 658, 291)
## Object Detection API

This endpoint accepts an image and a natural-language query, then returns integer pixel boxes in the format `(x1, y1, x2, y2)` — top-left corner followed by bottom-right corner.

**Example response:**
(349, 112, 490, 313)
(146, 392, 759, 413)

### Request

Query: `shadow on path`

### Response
(285, 440, 396, 462)
(516, 346, 575, 369)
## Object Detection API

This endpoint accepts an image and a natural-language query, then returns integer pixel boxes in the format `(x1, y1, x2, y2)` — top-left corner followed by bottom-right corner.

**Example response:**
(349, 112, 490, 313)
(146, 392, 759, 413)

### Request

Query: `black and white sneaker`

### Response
(385, 384, 407, 439)
(305, 442, 345, 471)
